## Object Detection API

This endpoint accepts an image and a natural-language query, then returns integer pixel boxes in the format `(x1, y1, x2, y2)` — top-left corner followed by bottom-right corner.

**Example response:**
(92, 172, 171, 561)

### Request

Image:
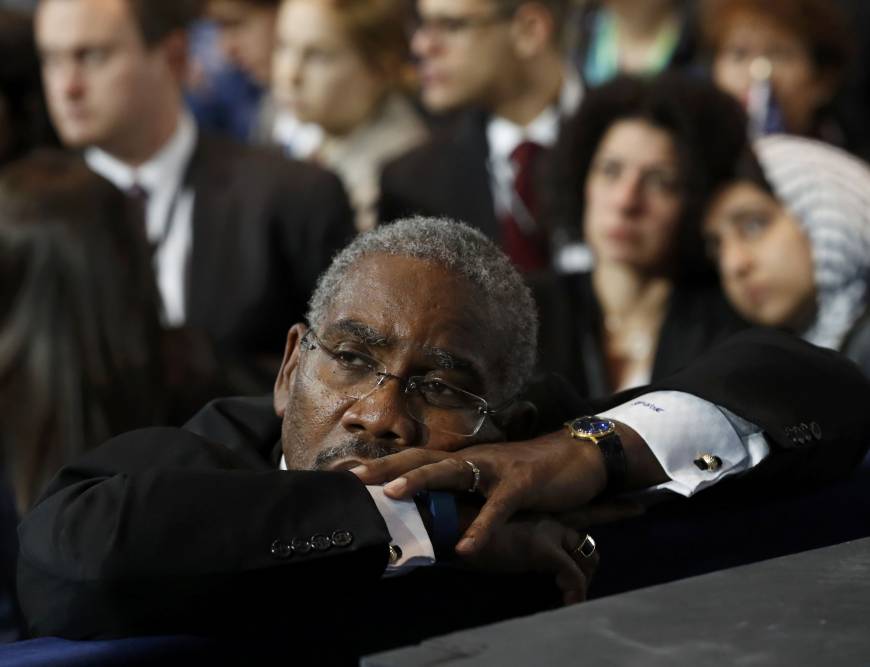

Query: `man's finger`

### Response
(381, 458, 475, 499)
(455, 489, 520, 555)
(536, 526, 588, 605)
(564, 531, 600, 585)
(350, 449, 449, 485)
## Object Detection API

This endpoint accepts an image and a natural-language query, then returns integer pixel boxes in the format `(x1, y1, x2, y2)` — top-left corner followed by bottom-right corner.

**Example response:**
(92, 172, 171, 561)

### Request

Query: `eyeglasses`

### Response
(413, 10, 513, 41)
(300, 330, 512, 437)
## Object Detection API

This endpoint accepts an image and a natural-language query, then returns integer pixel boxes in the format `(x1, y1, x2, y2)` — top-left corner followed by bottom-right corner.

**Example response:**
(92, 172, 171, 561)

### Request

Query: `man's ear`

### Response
(159, 29, 189, 82)
(509, 2, 555, 59)
(499, 399, 539, 441)
(273, 323, 309, 417)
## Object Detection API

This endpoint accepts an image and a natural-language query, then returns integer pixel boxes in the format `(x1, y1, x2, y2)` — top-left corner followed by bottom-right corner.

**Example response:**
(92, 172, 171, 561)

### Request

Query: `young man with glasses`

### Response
(379, 0, 581, 272)
(17, 217, 870, 657)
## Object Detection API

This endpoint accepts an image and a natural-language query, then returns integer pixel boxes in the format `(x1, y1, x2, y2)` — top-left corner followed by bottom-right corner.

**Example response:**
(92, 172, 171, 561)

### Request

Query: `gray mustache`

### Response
(313, 438, 400, 470)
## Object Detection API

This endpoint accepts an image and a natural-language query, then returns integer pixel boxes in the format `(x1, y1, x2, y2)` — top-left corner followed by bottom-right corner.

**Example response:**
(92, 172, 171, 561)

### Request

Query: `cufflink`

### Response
(693, 453, 722, 472)
(388, 544, 403, 564)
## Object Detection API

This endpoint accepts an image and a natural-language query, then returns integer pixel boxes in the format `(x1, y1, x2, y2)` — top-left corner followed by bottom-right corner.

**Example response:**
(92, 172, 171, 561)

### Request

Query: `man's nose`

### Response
(51, 62, 85, 101)
(340, 377, 419, 447)
(411, 24, 438, 59)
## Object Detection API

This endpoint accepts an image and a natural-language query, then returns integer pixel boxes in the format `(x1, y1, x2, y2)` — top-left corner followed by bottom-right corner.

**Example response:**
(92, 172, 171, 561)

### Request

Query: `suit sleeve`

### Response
(17, 428, 390, 639)
(592, 328, 870, 492)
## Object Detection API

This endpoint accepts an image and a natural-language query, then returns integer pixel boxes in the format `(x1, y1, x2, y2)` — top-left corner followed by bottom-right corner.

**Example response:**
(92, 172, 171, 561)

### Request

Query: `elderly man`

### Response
(18, 218, 870, 658)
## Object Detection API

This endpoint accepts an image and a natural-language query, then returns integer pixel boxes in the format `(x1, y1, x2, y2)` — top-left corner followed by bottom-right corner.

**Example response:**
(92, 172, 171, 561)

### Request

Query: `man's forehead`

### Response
(37, 0, 134, 46)
(321, 254, 499, 376)
(418, 0, 499, 16)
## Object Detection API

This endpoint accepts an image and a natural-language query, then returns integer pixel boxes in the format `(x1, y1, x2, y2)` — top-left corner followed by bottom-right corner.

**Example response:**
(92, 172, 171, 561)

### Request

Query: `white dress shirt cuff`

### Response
(367, 486, 436, 576)
(600, 390, 770, 497)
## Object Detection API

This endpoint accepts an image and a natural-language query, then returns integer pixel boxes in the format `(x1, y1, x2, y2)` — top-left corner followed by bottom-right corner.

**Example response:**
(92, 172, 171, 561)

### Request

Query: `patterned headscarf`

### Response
(754, 135, 870, 349)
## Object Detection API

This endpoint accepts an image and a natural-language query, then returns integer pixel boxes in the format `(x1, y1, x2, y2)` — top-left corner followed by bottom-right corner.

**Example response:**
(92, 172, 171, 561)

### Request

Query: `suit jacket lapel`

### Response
(184, 135, 237, 327)
(453, 110, 499, 240)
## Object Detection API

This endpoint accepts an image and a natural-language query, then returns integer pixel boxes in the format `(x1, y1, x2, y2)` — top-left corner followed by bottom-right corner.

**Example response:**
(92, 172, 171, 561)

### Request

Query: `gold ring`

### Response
(464, 460, 481, 493)
(572, 534, 596, 559)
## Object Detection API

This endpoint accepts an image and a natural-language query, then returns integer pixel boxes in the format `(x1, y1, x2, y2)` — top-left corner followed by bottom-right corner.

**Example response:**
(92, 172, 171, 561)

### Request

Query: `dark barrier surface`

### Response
(364, 536, 870, 667)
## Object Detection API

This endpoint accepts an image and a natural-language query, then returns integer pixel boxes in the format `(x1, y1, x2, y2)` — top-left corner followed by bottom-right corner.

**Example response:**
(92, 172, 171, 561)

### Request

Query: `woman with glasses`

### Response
(700, 0, 870, 160)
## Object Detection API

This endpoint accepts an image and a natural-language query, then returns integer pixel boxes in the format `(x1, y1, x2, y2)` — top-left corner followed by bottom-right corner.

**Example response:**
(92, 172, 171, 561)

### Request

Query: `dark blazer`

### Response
(16, 331, 870, 649)
(842, 304, 870, 379)
(182, 134, 355, 377)
(378, 110, 499, 238)
(533, 272, 747, 399)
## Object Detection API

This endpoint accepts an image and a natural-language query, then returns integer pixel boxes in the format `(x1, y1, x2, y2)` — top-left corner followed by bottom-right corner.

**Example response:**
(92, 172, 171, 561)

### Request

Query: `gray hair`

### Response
(307, 216, 538, 400)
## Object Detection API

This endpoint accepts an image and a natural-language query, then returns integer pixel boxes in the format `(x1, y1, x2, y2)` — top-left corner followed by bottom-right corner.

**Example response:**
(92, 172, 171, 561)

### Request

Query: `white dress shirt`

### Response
(85, 111, 198, 326)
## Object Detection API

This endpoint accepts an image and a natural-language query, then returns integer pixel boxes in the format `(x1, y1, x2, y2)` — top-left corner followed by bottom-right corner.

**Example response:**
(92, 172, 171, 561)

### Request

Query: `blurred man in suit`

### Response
(35, 0, 354, 390)
(379, 0, 580, 272)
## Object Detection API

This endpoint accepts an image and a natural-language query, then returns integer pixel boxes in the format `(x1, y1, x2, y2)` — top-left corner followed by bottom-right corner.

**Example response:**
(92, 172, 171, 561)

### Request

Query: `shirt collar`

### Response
(85, 110, 198, 193)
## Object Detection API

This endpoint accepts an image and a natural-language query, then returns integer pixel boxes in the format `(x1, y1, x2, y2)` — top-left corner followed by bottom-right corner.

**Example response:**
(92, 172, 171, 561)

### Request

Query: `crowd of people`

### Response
(1, 0, 870, 658)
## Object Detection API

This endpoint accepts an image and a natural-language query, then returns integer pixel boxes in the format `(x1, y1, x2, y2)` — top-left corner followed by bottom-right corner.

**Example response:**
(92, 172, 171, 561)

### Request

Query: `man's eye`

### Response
(81, 49, 110, 66)
(724, 46, 751, 63)
(333, 350, 377, 370)
(418, 379, 476, 409)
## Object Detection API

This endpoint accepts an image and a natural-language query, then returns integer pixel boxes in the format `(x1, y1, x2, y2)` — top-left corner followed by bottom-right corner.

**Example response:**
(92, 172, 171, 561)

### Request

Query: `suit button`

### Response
(811, 422, 823, 440)
(311, 534, 332, 552)
(271, 539, 292, 560)
(332, 530, 353, 548)
(291, 538, 312, 555)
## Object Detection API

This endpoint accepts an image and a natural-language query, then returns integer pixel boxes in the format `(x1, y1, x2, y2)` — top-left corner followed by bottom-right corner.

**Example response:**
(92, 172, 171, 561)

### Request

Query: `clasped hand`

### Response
(352, 430, 644, 603)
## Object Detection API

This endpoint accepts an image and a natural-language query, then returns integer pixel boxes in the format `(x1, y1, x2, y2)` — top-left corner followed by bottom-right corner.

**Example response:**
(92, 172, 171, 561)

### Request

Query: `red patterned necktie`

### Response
(500, 140, 549, 272)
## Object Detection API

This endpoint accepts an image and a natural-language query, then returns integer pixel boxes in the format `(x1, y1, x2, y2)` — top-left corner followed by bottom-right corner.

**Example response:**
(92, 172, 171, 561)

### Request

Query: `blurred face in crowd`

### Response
(36, 0, 180, 159)
(272, 0, 387, 136)
(412, 0, 520, 113)
(208, 0, 278, 86)
(704, 182, 816, 329)
(273, 254, 511, 470)
(712, 13, 833, 134)
(583, 119, 684, 274)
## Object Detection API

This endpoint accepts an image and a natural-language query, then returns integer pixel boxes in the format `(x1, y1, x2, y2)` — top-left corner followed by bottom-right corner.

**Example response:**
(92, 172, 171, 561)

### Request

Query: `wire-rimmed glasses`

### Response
(300, 330, 512, 437)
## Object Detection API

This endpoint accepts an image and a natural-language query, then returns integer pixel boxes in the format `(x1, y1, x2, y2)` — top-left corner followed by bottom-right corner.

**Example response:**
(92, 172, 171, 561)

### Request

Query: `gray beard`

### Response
(312, 438, 400, 470)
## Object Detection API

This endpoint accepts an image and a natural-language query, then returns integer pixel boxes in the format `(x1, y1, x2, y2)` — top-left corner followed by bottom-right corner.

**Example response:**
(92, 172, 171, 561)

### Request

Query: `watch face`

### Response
(571, 417, 616, 437)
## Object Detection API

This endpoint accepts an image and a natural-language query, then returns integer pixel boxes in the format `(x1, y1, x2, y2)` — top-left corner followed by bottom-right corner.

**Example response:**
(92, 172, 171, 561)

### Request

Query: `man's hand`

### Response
(353, 430, 616, 555)
(463, 513, 600, 606)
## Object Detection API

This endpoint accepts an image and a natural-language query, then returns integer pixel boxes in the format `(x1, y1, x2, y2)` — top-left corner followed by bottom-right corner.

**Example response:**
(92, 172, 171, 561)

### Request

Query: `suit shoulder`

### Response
(195, 132, 345, 194)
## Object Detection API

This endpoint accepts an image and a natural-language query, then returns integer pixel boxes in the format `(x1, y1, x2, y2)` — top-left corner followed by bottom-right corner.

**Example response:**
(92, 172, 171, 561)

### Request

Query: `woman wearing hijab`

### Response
(704, 134, 870, 376)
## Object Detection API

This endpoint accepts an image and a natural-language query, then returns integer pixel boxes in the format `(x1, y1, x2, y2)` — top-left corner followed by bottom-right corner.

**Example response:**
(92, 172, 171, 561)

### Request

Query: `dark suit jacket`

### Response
(533, 272, 747, 398)
(378, 110, 500, 239)
(182, 134, 354, 377)
(16, 331, 870, 650)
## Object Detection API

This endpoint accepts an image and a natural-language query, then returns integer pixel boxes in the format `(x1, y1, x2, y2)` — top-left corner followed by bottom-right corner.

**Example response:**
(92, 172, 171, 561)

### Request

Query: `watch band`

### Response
(594, 430, 627, 495)
(565, 416, 627, 495)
